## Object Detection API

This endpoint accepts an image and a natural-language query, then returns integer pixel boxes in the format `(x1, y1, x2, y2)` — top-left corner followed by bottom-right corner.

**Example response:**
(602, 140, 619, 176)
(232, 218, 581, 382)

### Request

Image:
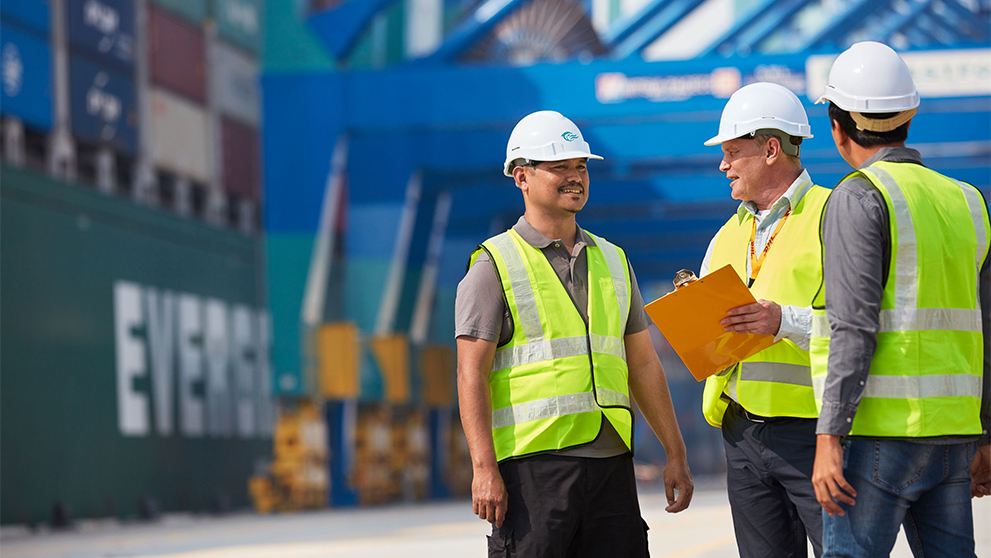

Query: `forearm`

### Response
(626, 331, 686, 460)
(631, 368, 686, 460)
(458, 376, 498, 470)
(816, 185, 886, 436)
(456, 337, 499, 470)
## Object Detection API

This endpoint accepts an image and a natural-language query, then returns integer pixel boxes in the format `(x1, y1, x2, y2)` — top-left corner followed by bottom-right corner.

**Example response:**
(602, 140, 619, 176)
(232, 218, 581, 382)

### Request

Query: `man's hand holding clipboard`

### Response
(644, 265, 776, 381)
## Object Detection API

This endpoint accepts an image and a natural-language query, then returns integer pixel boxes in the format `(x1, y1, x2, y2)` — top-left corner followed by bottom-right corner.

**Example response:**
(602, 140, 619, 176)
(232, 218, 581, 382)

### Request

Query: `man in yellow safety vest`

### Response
(700, 82, 830, 558)
(810, 41, 990, 558)
(455, 110, 693, 557)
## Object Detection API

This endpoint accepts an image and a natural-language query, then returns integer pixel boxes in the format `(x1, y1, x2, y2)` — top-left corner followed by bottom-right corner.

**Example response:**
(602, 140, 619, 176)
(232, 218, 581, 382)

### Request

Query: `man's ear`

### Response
(513, 166, 528, 191)
(764, 136, 782, 166)
(830, 118, 848, 149)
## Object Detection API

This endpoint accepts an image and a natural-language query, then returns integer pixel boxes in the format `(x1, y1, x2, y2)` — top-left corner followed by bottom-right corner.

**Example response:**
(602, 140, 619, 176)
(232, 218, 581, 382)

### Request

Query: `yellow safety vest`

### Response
(702, 186, 831, 427)
(469, 229, 633, 461)
(810, 161, 989, 437)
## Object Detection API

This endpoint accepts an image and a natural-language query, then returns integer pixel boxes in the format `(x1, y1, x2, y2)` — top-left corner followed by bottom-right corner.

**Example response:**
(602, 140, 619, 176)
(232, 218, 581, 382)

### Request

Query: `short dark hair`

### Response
(828, 102, 909, 148)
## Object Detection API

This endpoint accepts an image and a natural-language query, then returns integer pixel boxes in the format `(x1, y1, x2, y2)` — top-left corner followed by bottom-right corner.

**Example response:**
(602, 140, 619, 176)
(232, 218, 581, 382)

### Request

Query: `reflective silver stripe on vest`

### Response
(956, 180, 990, 274)
(596, 387, 630, 407)
(592, 234, 630, 331)
(491, 390, 631, 429)
(488, 233, 544, 342)
(590, 333, 627, 362)
(813, 374, 982, 401)
(880, 307, 981, 332)
(492, 334, 626, 371)
(812, 308, 980, 340)
(812, 314, 830, 338)
(739, 362, 812, 387)
(862, 167, 918, 312)
(492, 336, 587, 371)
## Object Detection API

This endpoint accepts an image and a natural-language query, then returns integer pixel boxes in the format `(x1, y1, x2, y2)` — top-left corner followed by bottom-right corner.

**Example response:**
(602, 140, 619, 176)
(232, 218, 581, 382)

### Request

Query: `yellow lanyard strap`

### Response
(749, 207, 792, 287)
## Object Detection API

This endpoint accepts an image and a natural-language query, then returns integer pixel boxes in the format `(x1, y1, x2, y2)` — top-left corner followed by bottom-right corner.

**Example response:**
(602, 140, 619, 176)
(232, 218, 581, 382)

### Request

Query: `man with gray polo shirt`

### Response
(455, 110, 693, 558)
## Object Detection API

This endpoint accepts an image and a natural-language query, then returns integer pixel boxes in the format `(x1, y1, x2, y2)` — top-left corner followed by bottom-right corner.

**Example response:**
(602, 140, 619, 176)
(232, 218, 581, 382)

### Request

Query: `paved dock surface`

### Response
(3, 484, 989, 558)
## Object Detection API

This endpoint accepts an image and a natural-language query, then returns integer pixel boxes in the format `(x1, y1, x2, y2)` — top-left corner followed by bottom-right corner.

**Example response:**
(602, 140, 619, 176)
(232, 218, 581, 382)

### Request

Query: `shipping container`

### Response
(210, 40, 259, 126)
(70, 53, 138, 154)
(212, 0, 262, 55)
(0, 165, 271, 525)
(0, 0, 51, 36)
(221, 116, 260, 199)
(148, 87, 211, 183)
(148, 4, 206, 104)
(67, 0, 136, 72)
(1, 24, 53, 131)
(149, 0, 207, 24)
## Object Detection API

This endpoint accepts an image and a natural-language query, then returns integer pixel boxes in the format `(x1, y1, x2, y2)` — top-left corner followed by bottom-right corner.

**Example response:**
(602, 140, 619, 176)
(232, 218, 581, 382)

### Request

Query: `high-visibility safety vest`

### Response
(469, 228, 633, 462)
(810, 161, 989, 437)
(701, 185, 831, 427)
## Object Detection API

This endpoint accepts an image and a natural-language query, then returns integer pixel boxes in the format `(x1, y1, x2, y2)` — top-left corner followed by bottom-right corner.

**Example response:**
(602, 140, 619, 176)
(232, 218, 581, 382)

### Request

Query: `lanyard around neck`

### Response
(748, 207, 792, 288)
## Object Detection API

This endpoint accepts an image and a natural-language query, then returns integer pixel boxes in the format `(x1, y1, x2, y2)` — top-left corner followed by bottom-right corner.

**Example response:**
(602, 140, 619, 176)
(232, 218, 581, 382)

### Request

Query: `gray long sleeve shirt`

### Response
(817, 147, 991, 445)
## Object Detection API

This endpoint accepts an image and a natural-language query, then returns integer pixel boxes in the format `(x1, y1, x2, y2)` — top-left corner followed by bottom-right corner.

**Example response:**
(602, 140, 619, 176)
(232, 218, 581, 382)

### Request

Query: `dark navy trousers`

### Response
(722, 401, 823, 558)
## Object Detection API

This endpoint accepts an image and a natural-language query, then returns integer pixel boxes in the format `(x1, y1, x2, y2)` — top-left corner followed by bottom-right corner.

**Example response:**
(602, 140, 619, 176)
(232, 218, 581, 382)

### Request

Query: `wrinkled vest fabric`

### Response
(702, 186, 831, 427)
(470, 229, 633, 461)
(810, 161, 989, 437)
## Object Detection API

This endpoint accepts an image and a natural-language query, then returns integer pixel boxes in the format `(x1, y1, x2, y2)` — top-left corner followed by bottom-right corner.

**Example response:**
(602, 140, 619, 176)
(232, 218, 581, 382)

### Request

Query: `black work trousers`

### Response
(488, 453, 649, 558)
(722, 401, 823, 558)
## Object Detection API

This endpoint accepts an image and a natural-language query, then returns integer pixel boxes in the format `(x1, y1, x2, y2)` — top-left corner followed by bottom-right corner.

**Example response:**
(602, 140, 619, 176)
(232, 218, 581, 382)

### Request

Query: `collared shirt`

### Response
(455, 216, 650, 458)
(700, 169, 817, 400)
(817, 147, 991, 444)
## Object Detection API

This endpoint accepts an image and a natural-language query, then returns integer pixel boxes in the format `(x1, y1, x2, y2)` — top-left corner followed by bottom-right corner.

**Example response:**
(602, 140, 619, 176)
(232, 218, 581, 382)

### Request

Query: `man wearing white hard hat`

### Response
(700, 82, 831, 558)
(455, 110, 693, 557)
(809, 41, 990, 557)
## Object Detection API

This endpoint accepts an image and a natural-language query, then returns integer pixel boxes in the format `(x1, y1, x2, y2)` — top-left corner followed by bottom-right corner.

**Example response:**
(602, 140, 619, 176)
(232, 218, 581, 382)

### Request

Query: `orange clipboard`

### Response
(644, 264, 775, 382)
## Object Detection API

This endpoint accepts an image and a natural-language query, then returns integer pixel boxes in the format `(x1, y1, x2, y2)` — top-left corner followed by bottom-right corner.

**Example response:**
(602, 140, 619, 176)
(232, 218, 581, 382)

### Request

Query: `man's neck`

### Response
(523, 211, 578, 251)
(849, 142, 905, 169)
(752, 168, 803, 211)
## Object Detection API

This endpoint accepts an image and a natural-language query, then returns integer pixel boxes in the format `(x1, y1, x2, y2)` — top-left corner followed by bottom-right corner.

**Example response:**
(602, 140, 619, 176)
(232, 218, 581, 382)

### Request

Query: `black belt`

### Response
(728, 400, 784, 423)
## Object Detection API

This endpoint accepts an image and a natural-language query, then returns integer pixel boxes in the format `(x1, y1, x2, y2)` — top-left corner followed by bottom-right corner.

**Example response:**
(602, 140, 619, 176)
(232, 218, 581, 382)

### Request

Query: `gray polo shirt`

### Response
(455, 216, 650, 458)
(818, 147, 991, 445)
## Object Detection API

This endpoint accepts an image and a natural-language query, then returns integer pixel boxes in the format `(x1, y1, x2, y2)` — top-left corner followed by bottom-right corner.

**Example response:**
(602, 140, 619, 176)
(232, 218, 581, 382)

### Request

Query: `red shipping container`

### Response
(148, 4, 206, 104)
(222, 116, 260, 200)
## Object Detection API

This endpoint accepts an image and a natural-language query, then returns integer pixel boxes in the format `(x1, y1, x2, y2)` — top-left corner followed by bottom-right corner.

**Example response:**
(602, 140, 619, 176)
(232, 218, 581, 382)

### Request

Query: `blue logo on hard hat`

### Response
(561, 131, 579, 141)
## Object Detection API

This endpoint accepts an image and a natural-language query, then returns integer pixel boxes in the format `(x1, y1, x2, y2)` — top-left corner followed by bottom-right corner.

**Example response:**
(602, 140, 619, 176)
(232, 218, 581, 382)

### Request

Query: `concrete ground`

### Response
(2, 481, 989, 558)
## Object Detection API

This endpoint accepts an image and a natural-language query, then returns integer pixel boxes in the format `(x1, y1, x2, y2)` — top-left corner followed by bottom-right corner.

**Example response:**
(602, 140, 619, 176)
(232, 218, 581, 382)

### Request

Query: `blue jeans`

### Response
(823, 438, 976, 558)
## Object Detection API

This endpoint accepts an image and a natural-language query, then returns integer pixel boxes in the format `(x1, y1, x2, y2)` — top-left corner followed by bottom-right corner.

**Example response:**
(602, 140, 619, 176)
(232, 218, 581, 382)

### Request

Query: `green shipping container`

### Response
(0, 166, 274, 525)
(150, 0, 208, 24)
(212, 0, 262, 55)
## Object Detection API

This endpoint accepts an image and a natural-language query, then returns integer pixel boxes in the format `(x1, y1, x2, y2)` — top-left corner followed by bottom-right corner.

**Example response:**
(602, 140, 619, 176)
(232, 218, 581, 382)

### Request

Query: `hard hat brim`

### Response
(703, 130, 812, 147)
(504, 152, 604, 177)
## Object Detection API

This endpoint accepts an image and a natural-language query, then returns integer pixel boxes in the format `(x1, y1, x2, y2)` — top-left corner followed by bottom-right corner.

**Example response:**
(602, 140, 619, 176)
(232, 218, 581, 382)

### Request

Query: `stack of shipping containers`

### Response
(0, 2, 54, 169)
(0, 0, 272, 526)
(66, 0, 138, 192)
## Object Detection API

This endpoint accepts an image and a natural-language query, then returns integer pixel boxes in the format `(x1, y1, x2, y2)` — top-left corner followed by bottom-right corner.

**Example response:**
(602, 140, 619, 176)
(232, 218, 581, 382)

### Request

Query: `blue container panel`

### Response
(70, 54, 139, 154)
(67, 0, 136, 71)
(0, 24, 53, 131)
(0, 0, 51, 35)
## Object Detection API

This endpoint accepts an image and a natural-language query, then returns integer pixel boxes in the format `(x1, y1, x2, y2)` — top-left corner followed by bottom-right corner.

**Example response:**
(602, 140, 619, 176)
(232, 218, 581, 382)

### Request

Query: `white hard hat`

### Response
(815, 41, 919, 132)
(704, 82, 812, 150)
(504, 110, 603, 177)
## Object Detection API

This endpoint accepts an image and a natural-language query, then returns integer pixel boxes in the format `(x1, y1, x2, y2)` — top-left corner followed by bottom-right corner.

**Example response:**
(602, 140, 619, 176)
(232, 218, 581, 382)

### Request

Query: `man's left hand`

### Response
(663, 457, 693, 513)
(812, 434, 856, 517)
(971, 444, 991, 498)
(722, 299, 781, 336)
